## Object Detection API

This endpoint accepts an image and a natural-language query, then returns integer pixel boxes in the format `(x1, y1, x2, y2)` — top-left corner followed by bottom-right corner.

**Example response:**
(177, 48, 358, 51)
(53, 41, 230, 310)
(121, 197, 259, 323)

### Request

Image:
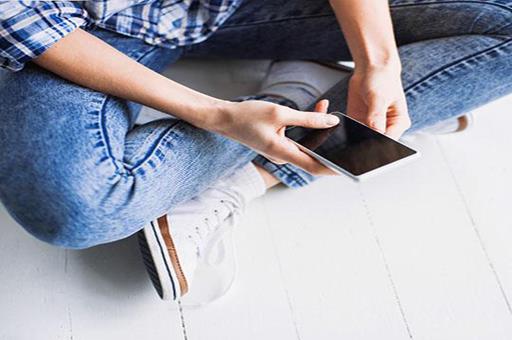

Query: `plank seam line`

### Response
(262, 199, 303, 340)
(436, 138, 512, 316)
(358, 186, 414, 340)
(67, 304, 74, 340)
(177, 300, 189, 340)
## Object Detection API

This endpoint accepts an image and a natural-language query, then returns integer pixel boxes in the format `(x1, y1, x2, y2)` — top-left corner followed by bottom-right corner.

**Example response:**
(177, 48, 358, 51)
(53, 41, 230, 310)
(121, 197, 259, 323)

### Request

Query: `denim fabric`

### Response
(187, 0, 512, 187)
(0, 29, 261, 249)
(1, 0, 511, 249)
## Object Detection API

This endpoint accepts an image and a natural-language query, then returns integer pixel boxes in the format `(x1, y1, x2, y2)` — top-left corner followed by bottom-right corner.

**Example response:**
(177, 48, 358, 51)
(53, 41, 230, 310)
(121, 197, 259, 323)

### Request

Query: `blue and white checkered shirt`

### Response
(0, 0, 241, 71)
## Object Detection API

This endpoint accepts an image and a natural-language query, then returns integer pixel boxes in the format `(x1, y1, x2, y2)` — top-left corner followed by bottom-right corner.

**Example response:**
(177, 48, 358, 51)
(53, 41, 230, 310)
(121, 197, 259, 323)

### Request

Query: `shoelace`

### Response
(204, 213, 239, 266)
(188, 188, 246, 264)
(202, 200, 242, 265)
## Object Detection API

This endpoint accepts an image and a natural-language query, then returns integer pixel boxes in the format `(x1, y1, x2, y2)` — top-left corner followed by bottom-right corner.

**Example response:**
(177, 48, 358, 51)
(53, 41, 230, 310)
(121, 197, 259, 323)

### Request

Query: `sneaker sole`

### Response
(137, 216, 188, 300)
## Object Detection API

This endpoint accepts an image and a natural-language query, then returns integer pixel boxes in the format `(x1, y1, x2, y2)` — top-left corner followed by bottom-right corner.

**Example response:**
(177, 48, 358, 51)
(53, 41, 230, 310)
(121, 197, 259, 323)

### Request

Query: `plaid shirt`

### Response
(0, 0, 241, 71)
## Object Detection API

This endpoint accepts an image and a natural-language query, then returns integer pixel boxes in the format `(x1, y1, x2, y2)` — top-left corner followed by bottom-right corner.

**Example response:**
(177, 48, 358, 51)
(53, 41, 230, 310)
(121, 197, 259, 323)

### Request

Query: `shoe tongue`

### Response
(217, 163, 267, 202)
(205, 236, 226, 265)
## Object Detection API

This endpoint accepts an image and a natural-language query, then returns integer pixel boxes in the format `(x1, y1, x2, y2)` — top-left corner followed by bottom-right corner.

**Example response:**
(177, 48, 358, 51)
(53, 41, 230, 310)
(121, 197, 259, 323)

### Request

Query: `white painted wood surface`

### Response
(1, 60, 511, 340)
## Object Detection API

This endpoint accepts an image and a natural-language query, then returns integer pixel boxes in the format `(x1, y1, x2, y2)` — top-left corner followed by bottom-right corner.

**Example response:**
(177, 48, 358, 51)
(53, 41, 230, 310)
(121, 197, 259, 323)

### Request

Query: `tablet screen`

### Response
(285, 112, 417, 176)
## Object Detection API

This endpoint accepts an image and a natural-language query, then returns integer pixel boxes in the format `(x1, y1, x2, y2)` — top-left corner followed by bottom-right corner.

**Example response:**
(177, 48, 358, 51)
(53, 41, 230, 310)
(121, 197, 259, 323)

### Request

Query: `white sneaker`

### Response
(137, 163, 266, 304)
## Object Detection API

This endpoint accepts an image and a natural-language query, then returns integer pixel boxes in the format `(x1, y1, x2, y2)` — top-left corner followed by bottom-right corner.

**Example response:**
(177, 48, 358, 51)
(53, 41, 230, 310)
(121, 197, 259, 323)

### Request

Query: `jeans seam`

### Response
(256, 157, 308, 187)
(92, 45, 159, 178)
(124, 121, 173, 169)
(280, 165, 308, 187)
(98, 96, 122, 176)
(222, 1, 512, 30)
(390, 0, 512, 14)
(404, 37, 512, 94)
(392, 1, 512, 37)
(127, 120, 183, 172)
(220, 13, 334, 29)
(490, 20, 512, 36)
(129, 127, 185, 178)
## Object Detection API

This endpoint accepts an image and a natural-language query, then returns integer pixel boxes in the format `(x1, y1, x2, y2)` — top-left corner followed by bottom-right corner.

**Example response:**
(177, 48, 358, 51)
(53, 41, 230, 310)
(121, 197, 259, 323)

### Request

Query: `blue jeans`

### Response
(0, 0, 511, 249)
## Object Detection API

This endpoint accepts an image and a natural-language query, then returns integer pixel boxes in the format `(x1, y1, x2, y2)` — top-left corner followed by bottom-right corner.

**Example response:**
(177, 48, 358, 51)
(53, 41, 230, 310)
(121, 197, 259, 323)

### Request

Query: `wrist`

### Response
(354, 50, 402, 74)
(158, 81, 231, 131)
(196, 98, 236, 134)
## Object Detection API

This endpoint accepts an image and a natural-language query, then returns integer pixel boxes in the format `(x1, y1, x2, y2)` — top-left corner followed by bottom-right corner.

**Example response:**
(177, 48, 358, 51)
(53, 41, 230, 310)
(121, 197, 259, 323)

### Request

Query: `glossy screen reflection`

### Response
(285, 112, 417, 176)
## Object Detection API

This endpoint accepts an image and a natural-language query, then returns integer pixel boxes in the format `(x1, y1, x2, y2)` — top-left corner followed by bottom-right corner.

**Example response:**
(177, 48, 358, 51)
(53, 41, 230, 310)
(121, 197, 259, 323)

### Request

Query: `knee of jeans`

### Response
(1, 170, 131, 250)
(13, 200, 129, 250)
(0, 67, 131, 249)
(0, 137, 122, 249)
(474, 1, 512, 38)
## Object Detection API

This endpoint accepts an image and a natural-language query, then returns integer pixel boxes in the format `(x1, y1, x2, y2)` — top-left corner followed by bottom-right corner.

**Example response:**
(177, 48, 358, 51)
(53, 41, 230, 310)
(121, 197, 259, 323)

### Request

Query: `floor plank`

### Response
(183, 199, 300, 340)
(360, 133, 512, 340)
(62, 237, 185, 340)
(0, 205, 69, 340)
(436, 96, 512, 314)
(260, 178, 413, 340)
(0, 205, 185, 340)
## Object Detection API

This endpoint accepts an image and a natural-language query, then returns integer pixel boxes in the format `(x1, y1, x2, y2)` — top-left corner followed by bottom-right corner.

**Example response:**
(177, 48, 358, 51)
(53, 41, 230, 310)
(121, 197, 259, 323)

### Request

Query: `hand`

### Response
(347, 64, 411, 139)
(213, 99, 338, 176)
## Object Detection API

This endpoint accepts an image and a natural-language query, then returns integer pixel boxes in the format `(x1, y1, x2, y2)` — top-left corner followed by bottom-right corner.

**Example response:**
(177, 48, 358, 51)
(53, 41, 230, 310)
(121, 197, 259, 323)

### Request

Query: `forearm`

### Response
(329, 0, 400, 71)
(330, 0, 410, 138)
(34, 28, 226, 129)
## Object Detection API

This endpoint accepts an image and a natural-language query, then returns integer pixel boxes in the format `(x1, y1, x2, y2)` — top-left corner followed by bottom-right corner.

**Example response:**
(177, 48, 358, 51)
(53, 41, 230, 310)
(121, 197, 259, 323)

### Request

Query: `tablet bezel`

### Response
(287, 112, 420, 181)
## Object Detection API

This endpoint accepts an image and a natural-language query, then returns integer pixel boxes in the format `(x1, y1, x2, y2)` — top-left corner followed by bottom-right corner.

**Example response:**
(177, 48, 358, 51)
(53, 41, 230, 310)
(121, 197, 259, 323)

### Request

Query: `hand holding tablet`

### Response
(285, 112, 420, 181)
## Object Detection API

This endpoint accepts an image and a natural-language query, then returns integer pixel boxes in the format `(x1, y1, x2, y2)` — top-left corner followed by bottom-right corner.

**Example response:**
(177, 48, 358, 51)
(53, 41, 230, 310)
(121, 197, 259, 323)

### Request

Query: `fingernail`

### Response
(326, 114, 340, 126)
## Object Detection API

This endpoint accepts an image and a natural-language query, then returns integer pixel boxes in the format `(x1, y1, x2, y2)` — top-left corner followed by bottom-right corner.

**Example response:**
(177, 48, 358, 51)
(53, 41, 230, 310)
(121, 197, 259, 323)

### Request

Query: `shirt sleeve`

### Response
(0, 1, 89, 72)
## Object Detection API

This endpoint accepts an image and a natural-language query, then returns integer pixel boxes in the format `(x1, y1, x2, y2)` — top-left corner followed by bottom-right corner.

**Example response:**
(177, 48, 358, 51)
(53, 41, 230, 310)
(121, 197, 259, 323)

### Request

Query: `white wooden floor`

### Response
(1, 61, 511, 340)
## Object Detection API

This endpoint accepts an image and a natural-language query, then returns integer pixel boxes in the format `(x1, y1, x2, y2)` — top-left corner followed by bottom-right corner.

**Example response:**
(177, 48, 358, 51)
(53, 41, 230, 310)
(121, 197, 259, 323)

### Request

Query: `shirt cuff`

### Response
(0, 2, 88, 71)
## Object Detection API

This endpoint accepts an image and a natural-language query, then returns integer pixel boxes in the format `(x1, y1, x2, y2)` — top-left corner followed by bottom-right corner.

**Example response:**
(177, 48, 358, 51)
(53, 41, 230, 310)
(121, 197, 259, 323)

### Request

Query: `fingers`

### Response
(264, 154, 287, 165)
(282, 108, 339, 129)
(385, 124, 405, 140)
(314, 99, 330, 113)
(385, 100, 411, 140)
(351, 93, 410, 139)
(386, 117, 410, 140)
(264, 136, 337, 176)
(265, 99, 338, 175)
(365, 94, 387, 133)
